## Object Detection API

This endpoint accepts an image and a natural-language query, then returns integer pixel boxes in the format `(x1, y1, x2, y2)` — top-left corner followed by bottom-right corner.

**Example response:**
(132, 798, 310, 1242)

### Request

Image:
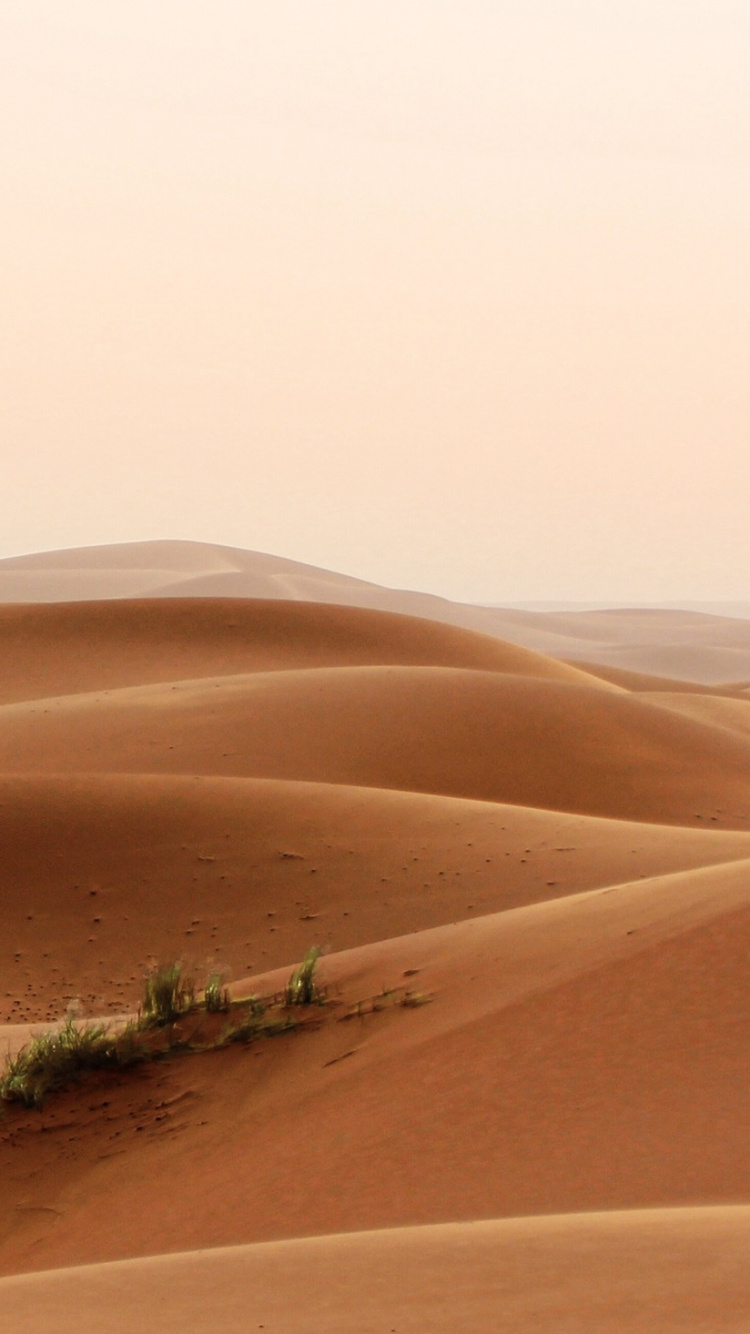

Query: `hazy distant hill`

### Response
(1, 539, 749, 684)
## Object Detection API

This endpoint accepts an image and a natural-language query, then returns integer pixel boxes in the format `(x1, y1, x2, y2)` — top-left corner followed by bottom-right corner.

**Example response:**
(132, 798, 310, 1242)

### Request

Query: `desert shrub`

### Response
(284, 946, 321, 1006)
(141, 962, 194, 1027)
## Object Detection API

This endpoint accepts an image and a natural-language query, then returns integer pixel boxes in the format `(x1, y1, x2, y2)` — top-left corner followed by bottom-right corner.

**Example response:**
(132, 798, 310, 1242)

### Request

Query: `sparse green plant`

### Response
(284, 946, 321, 1006)
(1, 946, 422, 1109)
(226, 997, 295, 1045)
(204, 973, 230, 1013)
(141, 962, 194, 1027)
(0, 1017, 149, 1108)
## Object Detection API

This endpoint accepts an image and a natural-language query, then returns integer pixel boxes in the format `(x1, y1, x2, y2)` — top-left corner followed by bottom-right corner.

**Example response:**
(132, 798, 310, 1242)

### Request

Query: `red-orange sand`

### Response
(2, 572, 750, 1328)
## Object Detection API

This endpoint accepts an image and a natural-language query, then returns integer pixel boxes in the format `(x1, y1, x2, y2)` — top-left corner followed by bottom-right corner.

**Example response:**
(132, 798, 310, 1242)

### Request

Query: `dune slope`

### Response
(4, 773, 750, 1023)
(0, 597, 606, 705)
(1, 667, 750, 825)
(2, 1208, 749, 1333)
(636, 691, 750, 738)
(3, 858, 750, 1274)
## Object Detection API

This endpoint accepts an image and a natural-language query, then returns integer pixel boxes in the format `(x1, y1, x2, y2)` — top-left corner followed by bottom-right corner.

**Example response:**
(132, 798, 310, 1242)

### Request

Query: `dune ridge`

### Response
(4, 771, 750, 1024)
(4, 858, 750, 1276)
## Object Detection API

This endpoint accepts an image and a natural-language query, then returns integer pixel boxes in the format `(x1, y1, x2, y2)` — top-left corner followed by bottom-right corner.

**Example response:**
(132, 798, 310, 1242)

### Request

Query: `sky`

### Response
(2, 0, 749, 602)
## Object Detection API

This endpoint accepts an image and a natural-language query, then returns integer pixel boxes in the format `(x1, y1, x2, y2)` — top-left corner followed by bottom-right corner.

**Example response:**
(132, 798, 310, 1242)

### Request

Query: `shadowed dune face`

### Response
(0, 597, 607, 704)
(3, 577, 750, 1324)
(0, 665, 749, 826)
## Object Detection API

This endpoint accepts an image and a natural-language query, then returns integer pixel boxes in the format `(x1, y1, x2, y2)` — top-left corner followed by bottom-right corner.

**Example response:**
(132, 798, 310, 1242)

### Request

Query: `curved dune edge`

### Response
(1, 1207, 749, 1332)
(4, 856, 750, 1275)
(5, 772, 750, 1023)
(0, 597, 612, 706)
(570, 659, 750, 696)
(2, 666, 750, 826)
(636, 691, 750, 738)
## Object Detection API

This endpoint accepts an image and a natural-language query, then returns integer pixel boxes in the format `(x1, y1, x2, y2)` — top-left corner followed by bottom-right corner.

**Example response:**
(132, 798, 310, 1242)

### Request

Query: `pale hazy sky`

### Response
(2, 1, 749, 601)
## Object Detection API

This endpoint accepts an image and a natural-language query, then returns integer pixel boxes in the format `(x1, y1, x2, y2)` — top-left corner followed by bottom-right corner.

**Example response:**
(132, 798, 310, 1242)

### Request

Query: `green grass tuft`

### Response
(0, 948, 366, 1109)
(141, 962, 194, 1027)
(203, 973, 230, 1013)
(284, 946, 322, 1006)
(0, 1017, 149, 1109)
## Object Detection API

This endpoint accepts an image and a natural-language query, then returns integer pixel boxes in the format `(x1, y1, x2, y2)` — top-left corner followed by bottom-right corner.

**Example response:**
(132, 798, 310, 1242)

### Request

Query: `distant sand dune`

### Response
(636, 691, 750, 738)
(2, 539, 750, 681)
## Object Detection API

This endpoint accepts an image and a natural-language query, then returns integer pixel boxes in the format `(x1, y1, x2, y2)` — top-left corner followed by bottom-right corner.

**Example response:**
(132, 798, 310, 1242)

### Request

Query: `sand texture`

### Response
(2, 576, 750, 1328)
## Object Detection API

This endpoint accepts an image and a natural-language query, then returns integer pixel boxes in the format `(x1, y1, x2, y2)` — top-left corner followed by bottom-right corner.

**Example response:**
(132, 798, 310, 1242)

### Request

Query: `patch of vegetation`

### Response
(141, 962, 194, 1027)
(284, 946, 322, 1006)
(0, 947, 427, 1110)
(203, 973, 230, 1014)
(0, 951, 325, 1109)
(0, 1016, 150, 1109)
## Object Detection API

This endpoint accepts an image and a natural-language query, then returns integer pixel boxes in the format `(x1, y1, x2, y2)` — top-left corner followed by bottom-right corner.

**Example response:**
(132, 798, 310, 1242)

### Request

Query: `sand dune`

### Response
(4, 772, 750, 1023)
(4, 858, 750, 1274)
(0, 597, 607, 706)
(570, 659, 750, 695)
(3, 552, 750, 1323)
(2, 1207, 749, 1332)
(0, 540, 385, 603)
(1, 665, 750, 825)
(3, 539, 750, 683)
(636, 691, 750, 738)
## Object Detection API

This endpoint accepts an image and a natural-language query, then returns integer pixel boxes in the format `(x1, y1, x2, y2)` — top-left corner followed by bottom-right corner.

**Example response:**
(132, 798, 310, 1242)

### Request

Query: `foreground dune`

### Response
(4, 773, 750, 1022)
(2, 1207, 749, 1333)
(0, 598, 606, 706)
(2, 666, 750, 825)
(4, 857, 750, 1274)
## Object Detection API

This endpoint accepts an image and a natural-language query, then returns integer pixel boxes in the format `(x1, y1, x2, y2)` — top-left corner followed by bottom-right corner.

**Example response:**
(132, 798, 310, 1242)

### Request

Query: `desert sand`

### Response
(2, 545, 750, 1328)
(3, 538, 750, 682)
